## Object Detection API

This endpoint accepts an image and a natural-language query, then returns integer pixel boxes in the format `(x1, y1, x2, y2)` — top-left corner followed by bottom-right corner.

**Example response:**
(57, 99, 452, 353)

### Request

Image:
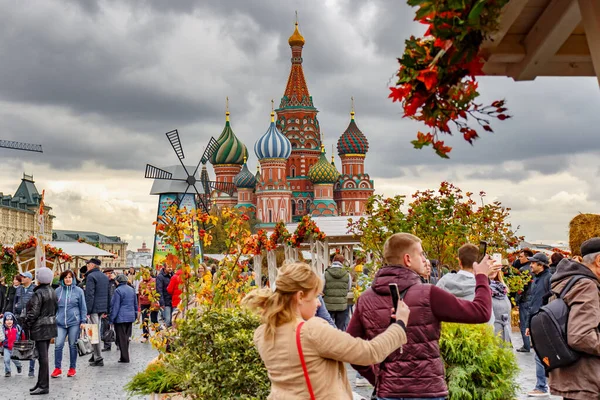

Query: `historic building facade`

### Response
(53, 230, 128, 269)
(209, 20, 375, 224)
(0, 174, 54, 245)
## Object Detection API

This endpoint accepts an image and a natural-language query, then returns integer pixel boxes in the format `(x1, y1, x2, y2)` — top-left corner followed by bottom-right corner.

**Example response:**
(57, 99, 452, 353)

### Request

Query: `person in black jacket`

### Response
(515, 248, 534, 352)
(83, 259, 110, 367)
(155, 265, 173, 327)
(3, 275, 20, 314)
(23, 267, 58, 396)
(102, 269, 117, 352)
(524, 253, 552, 397)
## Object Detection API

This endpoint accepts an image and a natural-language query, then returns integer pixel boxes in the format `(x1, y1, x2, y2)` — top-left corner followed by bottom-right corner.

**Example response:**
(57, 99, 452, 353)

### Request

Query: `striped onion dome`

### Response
(254, 112, 292, 160)
(337, 110, 369, 155)
(233, 159, 257, 189)
(308, 147, 340, 184)
(210, 111, 248, 165)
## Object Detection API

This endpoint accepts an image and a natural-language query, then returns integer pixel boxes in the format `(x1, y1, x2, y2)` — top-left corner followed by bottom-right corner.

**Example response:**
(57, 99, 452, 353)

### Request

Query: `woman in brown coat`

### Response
(243, 262, 409, 400)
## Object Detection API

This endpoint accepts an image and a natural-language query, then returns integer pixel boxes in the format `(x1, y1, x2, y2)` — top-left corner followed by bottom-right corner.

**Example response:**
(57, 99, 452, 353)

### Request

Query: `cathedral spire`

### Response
(278, 15, 315, 111)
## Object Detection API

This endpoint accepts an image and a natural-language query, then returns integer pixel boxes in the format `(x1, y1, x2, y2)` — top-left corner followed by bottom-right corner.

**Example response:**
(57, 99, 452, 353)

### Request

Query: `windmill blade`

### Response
(191, 184, 211, 214)
(210, 181, 236, 196)
(0, 140, 43, 153)
(145, 164, 174, 180)
(201, 137, 219, 165)
(166, 130, 185, 160)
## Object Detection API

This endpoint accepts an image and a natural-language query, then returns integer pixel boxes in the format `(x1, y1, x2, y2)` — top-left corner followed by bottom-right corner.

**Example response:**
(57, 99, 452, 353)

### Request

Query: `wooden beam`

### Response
(578, 0, 600, 85)
(484, 61, 596, 76)
(487, 34, 591, 63)
(482, 0, 530, 50)
(507, 0, 582, 80)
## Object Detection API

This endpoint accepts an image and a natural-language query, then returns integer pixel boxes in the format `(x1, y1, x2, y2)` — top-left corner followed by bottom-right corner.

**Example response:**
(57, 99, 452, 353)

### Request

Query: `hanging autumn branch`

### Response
(390, 0, 511, 158)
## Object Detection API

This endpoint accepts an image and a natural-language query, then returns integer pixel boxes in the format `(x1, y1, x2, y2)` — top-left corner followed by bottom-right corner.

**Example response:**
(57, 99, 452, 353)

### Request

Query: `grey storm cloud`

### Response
(0, 0, 599, 179)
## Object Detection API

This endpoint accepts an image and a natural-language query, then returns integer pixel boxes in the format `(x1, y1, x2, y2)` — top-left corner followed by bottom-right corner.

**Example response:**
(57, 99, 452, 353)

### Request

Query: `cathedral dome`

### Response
(254, 112, 292, 160)
(308, 147, 340, 184)
(210, 112, 248, 165)
(288, 22, 305, 47)
(337, 110, 369, 155)
(233, 159, 257, 189)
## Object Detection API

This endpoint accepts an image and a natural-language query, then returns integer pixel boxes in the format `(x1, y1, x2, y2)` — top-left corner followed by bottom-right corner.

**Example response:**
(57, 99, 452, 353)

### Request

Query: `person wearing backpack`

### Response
(523, 253, 552, 397)
(547, 238, 600, 400)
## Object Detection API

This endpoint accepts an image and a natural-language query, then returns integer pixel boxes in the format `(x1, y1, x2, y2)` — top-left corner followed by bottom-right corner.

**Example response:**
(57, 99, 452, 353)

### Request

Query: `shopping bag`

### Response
(83, 323, 100, 344)
(102, 326, 116, 343)
(76, 332, 93, 357)
(11, 339, 38, 361)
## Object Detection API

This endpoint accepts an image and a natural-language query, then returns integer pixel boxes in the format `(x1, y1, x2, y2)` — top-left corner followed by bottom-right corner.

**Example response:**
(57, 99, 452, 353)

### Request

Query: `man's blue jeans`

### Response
(162, 306, 172, 327)
(534, 353, 548, 393)
(518, 303, 531, 351)
(55, 325, 80, 369)
(3, 349, 22, 373)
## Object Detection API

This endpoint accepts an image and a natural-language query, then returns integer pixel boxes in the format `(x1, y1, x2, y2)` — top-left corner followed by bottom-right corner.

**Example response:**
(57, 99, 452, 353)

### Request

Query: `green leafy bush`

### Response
(125, 361, 184, 396)
(170, 307, 270, 399)
(440, 323, 518, 400)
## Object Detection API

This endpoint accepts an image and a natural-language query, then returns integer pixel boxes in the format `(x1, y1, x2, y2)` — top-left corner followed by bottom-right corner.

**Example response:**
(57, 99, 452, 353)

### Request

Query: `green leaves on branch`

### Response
(441, 323, 519, 399)
(348, 182, 522, 268)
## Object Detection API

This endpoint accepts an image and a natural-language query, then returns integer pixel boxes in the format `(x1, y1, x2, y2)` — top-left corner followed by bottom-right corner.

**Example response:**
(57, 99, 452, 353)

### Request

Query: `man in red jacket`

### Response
(347, 233, 493, 400)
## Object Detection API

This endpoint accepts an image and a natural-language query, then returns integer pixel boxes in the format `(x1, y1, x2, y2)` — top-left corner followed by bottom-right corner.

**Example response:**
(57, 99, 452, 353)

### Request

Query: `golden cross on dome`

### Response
(351, 96, 355, 119)
(295, 10, 298, 24)
(226, 97, 230, 121)
(270, 99, 275, 122)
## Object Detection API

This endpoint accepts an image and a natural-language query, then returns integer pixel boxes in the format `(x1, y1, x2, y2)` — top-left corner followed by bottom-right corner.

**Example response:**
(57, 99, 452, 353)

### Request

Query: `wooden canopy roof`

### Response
(481, 0, 599, 84)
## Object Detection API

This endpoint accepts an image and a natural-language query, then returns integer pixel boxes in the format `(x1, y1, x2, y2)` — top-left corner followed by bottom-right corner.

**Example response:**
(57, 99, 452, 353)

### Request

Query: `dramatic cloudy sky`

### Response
(1, 0, 598, 250)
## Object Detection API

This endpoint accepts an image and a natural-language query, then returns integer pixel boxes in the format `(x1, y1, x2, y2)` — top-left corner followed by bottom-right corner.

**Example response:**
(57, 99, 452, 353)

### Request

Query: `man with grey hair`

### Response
(548, 238, 600, 400)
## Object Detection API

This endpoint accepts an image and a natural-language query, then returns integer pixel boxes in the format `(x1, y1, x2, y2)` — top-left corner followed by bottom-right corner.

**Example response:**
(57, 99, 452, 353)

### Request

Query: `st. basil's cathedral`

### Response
(208, 20, 375, 225)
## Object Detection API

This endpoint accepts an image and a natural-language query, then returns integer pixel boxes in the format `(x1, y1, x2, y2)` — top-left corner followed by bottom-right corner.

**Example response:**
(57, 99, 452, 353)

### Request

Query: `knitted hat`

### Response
(115, 274, 128, 284)
(36, 267, 54, 284)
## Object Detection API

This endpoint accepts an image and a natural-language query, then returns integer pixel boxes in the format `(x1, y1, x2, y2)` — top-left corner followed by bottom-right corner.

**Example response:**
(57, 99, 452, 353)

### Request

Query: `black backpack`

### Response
(529, 274, 589, 372)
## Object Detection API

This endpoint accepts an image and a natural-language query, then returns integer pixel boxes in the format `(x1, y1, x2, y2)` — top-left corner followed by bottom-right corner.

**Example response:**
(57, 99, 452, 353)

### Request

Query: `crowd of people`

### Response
(0, 258, 173, 396)
(247, 233, 600, 400)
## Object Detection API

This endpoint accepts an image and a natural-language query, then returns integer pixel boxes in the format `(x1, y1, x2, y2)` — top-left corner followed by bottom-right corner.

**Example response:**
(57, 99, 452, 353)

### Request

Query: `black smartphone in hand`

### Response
(477, 240, 488, 263)
(389, 283, 400, 313)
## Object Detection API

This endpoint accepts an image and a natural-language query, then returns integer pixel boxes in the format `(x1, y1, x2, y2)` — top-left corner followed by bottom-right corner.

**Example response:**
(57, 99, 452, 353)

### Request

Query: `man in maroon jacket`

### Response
(347, 233, 493, 400)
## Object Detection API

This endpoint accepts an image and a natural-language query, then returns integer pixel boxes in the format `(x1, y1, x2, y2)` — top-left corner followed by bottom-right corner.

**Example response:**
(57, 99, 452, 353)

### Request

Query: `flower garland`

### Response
(289, 215, 326, 247)
(12, 236, 73, 262)
(390, 0, 511, 158)
(243, 216, 327, 254)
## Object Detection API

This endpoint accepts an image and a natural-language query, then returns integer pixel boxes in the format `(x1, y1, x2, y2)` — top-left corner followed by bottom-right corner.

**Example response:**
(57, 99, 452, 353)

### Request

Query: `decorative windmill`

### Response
(145, 129, 235, 268)
(145, 129, 235, 213)
(0, 140, 43, 153)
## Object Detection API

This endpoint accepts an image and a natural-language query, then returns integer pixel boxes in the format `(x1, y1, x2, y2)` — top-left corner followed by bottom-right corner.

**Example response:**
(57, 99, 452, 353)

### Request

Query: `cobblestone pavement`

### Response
(0, 327, 156, 400)
(349, 330, 563, 400)
(0, 326, 566, 399)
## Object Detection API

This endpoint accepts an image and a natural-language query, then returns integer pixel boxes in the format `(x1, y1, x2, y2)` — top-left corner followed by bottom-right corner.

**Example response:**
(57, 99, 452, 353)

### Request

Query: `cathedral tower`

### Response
(275, 19, 322, 221)
(254, 108, 293, 225)
(334, 102, 374, 215)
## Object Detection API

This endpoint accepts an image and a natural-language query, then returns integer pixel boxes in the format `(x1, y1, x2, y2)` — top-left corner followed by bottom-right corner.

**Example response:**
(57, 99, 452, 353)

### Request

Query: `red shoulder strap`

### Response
(296, 321, 316, 400)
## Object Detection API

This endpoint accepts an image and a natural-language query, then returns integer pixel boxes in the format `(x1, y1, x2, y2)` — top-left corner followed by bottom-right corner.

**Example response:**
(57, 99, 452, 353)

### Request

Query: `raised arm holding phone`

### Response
(347, 233, 493, 400)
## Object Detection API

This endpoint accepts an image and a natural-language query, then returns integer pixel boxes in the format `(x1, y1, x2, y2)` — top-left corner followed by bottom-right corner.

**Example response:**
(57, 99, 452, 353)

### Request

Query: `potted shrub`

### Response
(440, 323, 519, 399)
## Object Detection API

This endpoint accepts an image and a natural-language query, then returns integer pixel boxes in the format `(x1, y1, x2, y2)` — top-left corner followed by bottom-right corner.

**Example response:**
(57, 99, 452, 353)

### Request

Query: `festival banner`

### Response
(151, 193, 202, 269)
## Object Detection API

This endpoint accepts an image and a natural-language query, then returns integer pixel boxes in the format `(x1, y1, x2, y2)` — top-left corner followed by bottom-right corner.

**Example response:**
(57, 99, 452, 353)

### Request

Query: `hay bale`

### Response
(569, 213, 600, 256)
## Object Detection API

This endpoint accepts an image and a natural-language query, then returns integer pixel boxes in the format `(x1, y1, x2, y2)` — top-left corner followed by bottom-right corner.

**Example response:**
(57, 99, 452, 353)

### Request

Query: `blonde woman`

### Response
(243, 262, 409, 399)
(489, 267, 512, 343)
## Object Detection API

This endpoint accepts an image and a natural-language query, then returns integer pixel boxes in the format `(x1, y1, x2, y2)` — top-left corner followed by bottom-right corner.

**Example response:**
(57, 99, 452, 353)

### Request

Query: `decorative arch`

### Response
(344, 181, 355, 189)
(297, 199, 304, 211)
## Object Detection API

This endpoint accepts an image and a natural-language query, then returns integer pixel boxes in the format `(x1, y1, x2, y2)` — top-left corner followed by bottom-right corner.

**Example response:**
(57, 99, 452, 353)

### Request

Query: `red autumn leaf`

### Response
(417, 68, 438, 90)
(388, 85, 411, 102)
(497, 114, 510, 120)
(404, 92, 427, 116)
(483, 125, 493, 132)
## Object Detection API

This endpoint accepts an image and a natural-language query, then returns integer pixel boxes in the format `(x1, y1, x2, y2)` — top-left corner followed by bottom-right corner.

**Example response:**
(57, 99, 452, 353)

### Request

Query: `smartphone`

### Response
(477, 241, 488, 262)
(389, 283, 400, 314)
(491, 253, 502, 264)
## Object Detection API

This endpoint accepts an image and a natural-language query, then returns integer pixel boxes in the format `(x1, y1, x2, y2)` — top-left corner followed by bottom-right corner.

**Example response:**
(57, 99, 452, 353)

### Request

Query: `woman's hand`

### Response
(392, 299, 410, 325)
